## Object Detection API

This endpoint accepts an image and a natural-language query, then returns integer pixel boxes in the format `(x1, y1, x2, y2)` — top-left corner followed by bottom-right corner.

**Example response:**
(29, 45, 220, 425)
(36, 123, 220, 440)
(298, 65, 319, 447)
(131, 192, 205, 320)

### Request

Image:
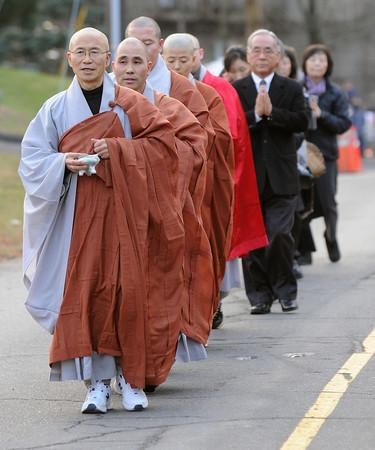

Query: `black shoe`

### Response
(144, 385, 157, 393)
(293, 260, 303, 279)
(324, 232, 341, 262)
(212, 304, 223, 329)
(280, 299, 298, 312)
(250, 303, 271, 315)
(297, 252, 312, 265)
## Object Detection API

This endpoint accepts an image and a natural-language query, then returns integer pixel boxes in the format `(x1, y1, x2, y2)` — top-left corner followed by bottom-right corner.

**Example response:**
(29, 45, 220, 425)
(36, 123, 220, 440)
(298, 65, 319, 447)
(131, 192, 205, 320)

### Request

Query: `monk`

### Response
(125, 16, 210, 127)
(190, 35, 268, 328)
(125, 19, 222, 352)
(112, 36, 213, 373)
(163, 33, 235, 326)
(19, 27, 184, 414)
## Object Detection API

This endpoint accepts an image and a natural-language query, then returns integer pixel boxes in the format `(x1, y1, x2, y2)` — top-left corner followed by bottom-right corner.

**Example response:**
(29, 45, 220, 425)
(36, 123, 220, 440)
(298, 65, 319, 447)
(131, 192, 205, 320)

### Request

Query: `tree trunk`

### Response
(244, 0, 264, 38)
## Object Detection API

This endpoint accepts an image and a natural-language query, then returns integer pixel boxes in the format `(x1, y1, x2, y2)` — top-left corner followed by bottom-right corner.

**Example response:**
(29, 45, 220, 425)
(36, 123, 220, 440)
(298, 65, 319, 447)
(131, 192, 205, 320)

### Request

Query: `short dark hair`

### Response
(224, 46, 247, 72)
(283, 46, 298, 79)
(301, 44, 333, 78)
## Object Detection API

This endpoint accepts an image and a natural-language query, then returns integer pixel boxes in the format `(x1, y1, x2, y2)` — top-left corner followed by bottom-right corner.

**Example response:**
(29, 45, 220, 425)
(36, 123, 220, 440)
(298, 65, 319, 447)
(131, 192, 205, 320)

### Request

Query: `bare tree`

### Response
(297, 0, 323, 43)
(244, 0, 264, 36)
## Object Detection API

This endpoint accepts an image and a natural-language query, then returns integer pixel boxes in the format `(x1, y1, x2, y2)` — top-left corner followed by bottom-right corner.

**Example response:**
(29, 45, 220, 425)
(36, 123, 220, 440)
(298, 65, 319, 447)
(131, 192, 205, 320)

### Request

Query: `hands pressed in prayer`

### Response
(92, 138, 110, 159)
(309, 95, 321, 118)
(255, 86, 272, 117)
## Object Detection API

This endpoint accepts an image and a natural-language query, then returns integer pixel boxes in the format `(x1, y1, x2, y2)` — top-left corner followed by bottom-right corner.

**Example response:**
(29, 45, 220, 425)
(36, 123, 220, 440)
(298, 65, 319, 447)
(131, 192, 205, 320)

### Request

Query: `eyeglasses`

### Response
(248, 47, 277, 56)
(69, 49, 109, 59)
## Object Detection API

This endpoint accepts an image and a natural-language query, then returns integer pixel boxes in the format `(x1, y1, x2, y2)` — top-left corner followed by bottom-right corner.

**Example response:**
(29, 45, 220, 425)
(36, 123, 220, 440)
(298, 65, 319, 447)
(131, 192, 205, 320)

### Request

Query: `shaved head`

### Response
(125, 16, 163, 69)
(69, 27, 109, 51)
(125, 16, 161, 40)
(163, 33, 195, 54)
(115, 37, 148, 60)
(189, 34, 200, 49)
(67, 27, 110, 90)
(187, 34, 204, 73)
(163, 33, 198, 78)
(112, 37, 151, 93)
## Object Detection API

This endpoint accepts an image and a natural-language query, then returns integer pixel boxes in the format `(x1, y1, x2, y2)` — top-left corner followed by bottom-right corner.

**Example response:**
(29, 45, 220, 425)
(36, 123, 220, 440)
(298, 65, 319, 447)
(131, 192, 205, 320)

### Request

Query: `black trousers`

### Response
(312, 160, 338, 242)
(242, 180, 298, 305)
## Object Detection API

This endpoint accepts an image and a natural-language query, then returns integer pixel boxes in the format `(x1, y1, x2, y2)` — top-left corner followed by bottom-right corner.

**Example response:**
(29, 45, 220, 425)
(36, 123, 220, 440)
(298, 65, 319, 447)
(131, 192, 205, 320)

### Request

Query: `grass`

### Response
(0, 152, 24, 260)
(0, 65, 70, 259)
(0, 65, 70, 135)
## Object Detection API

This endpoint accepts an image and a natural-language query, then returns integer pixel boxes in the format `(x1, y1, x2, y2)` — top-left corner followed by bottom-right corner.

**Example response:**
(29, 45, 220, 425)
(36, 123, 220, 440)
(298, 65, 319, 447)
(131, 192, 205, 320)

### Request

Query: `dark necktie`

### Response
(259, 79, 267, 89)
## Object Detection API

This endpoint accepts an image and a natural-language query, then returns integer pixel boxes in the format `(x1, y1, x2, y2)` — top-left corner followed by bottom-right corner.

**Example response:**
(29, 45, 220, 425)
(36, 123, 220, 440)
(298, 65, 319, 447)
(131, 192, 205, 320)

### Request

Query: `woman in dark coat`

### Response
(301, 44, 351, 262)
(277, 45, 313, 278)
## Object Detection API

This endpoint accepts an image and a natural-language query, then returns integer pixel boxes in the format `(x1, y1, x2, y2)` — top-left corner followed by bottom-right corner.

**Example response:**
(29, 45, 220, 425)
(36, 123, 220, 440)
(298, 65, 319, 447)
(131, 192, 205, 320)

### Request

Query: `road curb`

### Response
(0, 132, 22, 143)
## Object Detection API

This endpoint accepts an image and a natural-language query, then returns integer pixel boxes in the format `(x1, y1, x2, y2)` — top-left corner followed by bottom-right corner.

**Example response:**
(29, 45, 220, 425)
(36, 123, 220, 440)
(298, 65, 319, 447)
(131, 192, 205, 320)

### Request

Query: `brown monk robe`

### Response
(196, 80, 235, 310)
(157, 71, 220, 344)
(50, 85, 185, 388)
(169, 71, 212, 134)
(153, 91, 215, 345)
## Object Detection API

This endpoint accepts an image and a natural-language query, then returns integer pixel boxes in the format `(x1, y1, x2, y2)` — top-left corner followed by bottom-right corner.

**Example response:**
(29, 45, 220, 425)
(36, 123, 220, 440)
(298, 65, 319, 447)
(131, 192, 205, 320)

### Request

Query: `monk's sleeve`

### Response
(206, 95, 235, 270)
(106, 92, 183, 250)
(19, 101, 67, 201)
(158, 95, 207, 209)
(105, 93, 185, 388)
(19, 99, 70, 285)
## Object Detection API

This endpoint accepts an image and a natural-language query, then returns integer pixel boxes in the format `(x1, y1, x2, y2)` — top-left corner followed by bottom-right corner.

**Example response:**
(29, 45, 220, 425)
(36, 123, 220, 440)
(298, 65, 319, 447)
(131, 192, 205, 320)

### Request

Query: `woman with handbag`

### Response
(277, 45, 315, 279)
(301, 44, 351, 262)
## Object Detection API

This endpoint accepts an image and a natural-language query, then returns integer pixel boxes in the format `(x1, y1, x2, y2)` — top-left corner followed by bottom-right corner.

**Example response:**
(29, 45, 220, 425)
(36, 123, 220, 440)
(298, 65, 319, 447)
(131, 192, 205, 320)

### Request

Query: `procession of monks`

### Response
(19, 17, 267, 413)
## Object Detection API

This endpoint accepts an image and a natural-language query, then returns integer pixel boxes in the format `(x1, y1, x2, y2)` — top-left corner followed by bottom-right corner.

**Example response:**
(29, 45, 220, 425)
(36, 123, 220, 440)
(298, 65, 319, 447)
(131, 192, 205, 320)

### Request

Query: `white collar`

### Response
(251, 72, 274, 91)
(147, 55, 171, 95)
(142, 80, 156, 104)
(198, 65, 207, 81)
(188, 73, 196, 86)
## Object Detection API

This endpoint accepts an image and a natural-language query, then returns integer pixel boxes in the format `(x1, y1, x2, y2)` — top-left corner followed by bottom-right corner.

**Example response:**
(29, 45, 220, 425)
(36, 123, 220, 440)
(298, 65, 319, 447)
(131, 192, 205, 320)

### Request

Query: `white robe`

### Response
(147, 55, 171, 95)
(19, 73, 131, 334)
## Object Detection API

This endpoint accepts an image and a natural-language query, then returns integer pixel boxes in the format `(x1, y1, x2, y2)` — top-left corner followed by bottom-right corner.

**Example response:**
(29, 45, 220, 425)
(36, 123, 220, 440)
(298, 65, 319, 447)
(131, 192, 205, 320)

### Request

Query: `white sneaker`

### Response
(111, 376, 122, 395)
(81, 381, 112, 414)
(117, 373, 148, 411)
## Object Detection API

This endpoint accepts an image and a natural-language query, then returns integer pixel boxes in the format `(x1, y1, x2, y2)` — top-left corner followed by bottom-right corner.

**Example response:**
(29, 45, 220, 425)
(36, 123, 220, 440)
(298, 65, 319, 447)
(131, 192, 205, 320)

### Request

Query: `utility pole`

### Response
(176, 0, 187, 32)
(109, 0, 122, 57)
(305, 0, 323, 43)
(217, 0, 229, 56)
(59, 0, 80, 90)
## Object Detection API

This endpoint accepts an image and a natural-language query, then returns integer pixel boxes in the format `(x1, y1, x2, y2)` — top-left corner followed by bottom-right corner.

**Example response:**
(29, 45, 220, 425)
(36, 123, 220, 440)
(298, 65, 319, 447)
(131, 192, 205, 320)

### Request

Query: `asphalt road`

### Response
(1, 159, 375, 450)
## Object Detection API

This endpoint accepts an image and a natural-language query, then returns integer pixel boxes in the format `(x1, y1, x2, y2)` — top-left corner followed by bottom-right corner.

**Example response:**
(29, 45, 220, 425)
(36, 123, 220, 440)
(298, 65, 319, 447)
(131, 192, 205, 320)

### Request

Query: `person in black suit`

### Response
(233, 29, 309, 314)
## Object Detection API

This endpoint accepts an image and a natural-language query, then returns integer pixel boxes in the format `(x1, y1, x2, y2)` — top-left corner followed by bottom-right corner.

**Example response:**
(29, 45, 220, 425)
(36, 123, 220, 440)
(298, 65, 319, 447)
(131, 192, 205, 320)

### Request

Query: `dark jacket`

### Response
(304, 79, 351, 161)
(233, 73, 309, 196)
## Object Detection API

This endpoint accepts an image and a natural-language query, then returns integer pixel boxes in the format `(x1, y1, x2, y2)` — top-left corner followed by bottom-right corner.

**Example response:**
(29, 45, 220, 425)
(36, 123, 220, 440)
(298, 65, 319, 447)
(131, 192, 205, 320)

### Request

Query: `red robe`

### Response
(202, 70, 268, 257)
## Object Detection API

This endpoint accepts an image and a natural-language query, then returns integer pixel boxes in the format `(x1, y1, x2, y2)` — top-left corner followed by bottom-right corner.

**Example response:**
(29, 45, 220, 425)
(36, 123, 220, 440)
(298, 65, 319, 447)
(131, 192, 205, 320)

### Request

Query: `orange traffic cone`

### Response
(337, 126, 362, 172)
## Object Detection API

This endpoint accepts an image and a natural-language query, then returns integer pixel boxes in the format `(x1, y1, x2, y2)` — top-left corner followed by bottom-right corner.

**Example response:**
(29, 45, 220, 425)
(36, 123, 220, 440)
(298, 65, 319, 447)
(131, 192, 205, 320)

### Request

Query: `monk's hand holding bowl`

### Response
(65, 152, 88, 173)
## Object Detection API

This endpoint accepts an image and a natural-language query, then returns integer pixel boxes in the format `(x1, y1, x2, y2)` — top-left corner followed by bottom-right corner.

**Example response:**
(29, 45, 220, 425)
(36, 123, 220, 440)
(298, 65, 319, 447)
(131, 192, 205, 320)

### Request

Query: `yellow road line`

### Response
(280, 328, 375, 450)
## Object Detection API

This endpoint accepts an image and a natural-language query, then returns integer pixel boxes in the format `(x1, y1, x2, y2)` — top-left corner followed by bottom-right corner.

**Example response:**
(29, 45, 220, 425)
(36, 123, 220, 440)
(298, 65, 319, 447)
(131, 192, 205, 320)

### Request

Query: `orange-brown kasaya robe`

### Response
(50, 85, 184, 388)
(154, 91, 216, 345)
(156, 72, 220, 344)
(196, 81, 235, 309)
